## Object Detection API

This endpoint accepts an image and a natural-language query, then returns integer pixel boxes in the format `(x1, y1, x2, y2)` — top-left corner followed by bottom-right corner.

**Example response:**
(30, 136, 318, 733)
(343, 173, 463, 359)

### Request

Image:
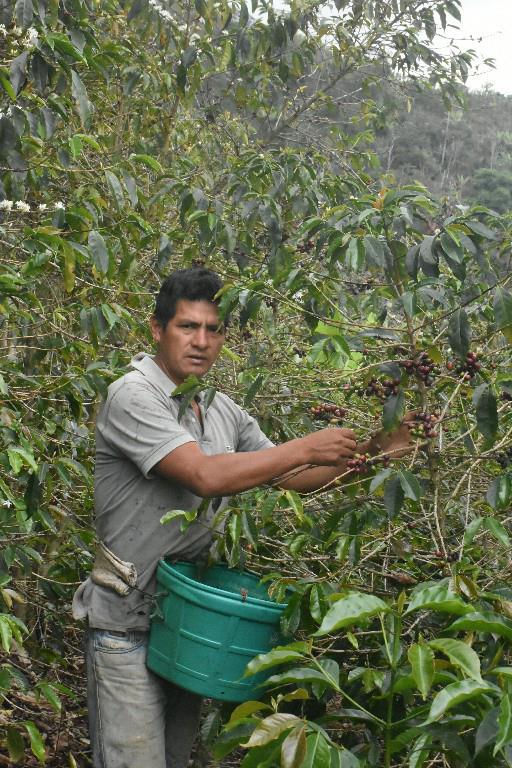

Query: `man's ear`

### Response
(150, 316, 162, 343)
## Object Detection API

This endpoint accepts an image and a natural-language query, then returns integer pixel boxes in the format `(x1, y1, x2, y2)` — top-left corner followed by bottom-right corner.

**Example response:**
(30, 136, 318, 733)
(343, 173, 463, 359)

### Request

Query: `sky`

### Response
(458, 0, 512, 94)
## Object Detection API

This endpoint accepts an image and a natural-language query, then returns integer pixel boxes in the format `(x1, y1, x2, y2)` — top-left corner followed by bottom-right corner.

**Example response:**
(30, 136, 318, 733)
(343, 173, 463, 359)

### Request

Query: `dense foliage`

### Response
(0, 0, 511, 765)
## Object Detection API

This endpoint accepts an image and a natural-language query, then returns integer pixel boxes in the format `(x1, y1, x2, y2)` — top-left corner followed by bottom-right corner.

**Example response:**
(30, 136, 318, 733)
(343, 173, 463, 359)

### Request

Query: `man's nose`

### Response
(192, 328, 208, 348)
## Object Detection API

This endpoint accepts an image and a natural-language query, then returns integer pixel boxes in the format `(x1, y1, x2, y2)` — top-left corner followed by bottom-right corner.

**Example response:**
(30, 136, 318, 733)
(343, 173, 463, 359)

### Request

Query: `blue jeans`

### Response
(86, 629, 203, 768)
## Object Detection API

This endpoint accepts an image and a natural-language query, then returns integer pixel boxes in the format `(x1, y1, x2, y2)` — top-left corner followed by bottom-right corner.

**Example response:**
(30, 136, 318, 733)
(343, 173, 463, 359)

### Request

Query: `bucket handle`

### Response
(149, 590, 170, 621)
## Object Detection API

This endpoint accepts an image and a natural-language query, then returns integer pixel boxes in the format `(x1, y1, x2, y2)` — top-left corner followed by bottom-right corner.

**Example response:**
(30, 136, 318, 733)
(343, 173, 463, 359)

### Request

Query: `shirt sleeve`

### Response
(98, 381, 196, 478)
(235, 407, 275, 453)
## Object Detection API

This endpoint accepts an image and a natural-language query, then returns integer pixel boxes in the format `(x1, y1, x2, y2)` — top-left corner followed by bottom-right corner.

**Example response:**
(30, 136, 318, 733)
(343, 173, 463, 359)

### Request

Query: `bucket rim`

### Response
(158, 559, 287, 611)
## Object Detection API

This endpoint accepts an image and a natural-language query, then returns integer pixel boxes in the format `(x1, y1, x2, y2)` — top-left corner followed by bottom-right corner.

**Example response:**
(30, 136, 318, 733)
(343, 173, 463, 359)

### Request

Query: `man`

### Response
(73, 266, 412, 768)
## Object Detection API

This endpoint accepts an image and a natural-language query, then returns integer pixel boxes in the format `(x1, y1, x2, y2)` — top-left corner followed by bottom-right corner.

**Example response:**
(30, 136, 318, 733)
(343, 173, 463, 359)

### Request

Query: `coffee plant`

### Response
(0, 0, 510, 764)
(211, 188, 512, 766)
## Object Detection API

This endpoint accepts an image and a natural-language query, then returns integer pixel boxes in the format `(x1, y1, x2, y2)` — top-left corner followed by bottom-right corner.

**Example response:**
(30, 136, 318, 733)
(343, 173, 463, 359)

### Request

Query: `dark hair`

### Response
(153, 267, 224, 328)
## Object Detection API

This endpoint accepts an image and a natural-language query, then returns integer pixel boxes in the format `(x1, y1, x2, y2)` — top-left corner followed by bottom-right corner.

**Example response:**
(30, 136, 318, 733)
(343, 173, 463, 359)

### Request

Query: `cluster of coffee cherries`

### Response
(433, 549, 458, 562)
(357, 378, 401, 402)
(409, 412, 438, 440)
(298, 239, 315, 254)
(399, 351, 438, 387)
(496, 446, 512, 469)
(347, 452, 391, 474)
(310, 403, 347, 423)
(348, 280, 374, 296)
(447, 351, 481, 379)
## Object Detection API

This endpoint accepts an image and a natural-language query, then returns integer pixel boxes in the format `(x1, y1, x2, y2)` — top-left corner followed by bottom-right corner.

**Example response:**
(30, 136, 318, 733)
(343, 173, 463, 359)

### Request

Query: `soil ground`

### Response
(2, 627, 230, 767)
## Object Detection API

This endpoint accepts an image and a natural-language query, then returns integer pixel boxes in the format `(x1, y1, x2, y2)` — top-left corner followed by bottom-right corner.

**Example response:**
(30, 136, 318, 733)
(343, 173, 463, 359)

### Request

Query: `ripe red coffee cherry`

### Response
(310, 403, 346, 422)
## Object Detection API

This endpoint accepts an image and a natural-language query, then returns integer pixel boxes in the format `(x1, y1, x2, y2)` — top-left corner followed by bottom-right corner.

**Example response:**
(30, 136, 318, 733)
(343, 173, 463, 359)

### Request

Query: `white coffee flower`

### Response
(0, 199, 13, 211)
(24, 27, 38, 46)
(54, 201, 65, 210)
(2, 499, 12, 508)
(15, 200, 30, 212)
(38, 203, 47, 211)
(161, 10, 173, 20)
(178, 23, 187, 31)
(190, 32, 200, 42)
(0, 24, 7, 37)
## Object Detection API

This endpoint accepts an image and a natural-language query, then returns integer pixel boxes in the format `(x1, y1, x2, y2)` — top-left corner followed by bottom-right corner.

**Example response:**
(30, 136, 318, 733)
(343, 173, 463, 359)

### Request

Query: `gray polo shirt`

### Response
(72, 353, 274, 631)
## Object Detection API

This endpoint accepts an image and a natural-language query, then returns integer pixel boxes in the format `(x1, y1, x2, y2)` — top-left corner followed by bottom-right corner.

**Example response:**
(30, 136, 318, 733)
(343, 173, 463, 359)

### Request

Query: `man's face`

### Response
(151, 299, 225, 386)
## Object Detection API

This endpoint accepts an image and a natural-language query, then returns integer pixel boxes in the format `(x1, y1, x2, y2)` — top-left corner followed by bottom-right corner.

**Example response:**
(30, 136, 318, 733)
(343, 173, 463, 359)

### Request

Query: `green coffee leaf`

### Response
(439, 232, 464, 262)
(384, 475, 404, 518)
(425, 679, 495, 723)
(241, 713, 302, 748)
(449, 612, 512, 642)
(448, 309, 471, 358)
(264, 667, 335, 688)
(226, 700, 272, 727)
(399, 470, 422, 501)
(382, 390, 405, 432)
(369, 468, 392, 493)
(88, 230, 109, 274)
(465, 220, 496, 240)
(408, 643, 434, 700)
(15, 0, 33, 27)
(10, 51, 29, 94)
(315, 592, 389, 636)
(285, 490, 309, 526)
(405, 584, 470, 616)
(309, 584, 326, 623)
(428, 638, 482, 681)
(243, 644, 307, 678)
(228, 513, 241, 546)
(494, 288, 512, 343)
(37, 682, 62, 712)
(0, 70, 16, 99)
(281, 725, 307, 768)
(130, 153, 163, 172)
(71, 70, 92, 126)
(494, 694, 512, 756)
(408, 733, 431, 768)
(302, 731, 331, 768)
(25, 721, 46, 762)
(160, 509, 198, 525)
(473, 384, 498, 442)
(7, 446, 37, 474)
(487, 477, 512, 512)
(105, 170, 125, 211)
(463, 517, 484, 547)
(484, 516, 510, 547)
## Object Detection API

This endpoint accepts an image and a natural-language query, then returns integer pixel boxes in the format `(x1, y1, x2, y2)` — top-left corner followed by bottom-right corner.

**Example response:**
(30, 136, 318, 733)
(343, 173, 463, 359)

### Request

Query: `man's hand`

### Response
(300, 427, 358, 466)
(368, 411, 417, 459)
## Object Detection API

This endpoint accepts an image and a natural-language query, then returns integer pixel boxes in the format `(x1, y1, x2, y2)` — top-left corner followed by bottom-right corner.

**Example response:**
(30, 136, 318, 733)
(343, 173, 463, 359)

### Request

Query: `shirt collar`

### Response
(129, 353, 203, 401)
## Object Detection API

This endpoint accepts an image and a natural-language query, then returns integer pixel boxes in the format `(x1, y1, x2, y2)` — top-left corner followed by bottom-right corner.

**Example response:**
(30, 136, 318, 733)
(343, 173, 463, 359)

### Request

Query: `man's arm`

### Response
(275, 417, 416, 492)
(153, 427, 358, 496)
(154, 416, 415, 496)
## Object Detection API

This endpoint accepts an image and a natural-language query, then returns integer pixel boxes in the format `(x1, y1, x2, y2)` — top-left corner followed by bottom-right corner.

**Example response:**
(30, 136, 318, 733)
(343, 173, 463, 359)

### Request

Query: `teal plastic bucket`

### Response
(146, 561, 287, 702)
